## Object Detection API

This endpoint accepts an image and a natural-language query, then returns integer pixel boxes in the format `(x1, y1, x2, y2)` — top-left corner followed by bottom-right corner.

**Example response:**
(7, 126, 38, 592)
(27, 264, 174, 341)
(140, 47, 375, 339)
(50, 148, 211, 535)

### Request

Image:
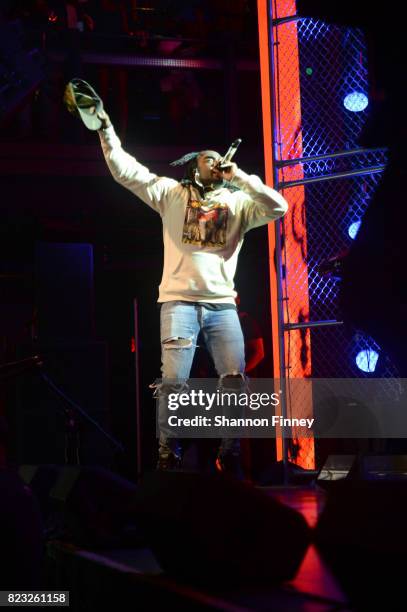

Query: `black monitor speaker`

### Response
(133, 470, 311, 587)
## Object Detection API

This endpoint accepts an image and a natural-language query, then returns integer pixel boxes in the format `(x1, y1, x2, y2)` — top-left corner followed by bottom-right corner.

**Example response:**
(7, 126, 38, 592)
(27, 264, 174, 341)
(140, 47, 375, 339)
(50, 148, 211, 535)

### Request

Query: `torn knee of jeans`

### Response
(220, 372, 246, 381)
(219, 372, 248, 390)
(162, 336, 194, 349)
(150, 380, 189, 398)
(149, 381, 162, 398)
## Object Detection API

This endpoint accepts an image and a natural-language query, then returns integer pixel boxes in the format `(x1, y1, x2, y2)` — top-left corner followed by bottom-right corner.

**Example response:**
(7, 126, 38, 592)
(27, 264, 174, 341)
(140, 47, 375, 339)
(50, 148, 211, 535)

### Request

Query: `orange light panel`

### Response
(257, 0, 315, 469)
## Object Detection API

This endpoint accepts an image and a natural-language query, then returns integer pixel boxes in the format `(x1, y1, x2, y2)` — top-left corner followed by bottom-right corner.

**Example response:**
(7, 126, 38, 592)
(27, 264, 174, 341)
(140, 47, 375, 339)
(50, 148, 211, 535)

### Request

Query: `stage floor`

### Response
(46, 484, 352, 611)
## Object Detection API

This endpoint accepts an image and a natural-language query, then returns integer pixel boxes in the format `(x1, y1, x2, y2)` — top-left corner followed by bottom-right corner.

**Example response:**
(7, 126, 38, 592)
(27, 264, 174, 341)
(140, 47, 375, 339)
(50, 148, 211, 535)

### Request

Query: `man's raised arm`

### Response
(97, 111, 178, 215)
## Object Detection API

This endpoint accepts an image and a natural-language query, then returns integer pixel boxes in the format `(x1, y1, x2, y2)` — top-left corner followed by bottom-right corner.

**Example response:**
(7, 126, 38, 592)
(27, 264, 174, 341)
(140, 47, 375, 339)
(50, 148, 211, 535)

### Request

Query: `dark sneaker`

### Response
(215, 453, 244, 480)
(156, 452, 182, 471)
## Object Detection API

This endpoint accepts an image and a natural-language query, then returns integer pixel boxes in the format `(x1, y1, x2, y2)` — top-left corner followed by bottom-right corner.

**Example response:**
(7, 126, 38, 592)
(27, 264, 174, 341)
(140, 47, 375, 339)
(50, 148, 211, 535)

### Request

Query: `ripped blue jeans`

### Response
(156, 301, 246, 459)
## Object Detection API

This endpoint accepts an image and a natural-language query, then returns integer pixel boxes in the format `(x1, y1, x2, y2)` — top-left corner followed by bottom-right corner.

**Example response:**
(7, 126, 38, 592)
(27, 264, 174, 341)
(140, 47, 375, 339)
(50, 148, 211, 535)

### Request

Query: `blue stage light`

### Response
(356, 349, 379, 373)
(343, 92, 368, 112)
(348, 220, 361, 239)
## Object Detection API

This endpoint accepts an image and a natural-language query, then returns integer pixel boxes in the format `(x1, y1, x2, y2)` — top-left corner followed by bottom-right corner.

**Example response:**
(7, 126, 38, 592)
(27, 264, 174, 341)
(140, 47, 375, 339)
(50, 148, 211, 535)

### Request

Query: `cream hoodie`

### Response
(99, 126, 288, 304)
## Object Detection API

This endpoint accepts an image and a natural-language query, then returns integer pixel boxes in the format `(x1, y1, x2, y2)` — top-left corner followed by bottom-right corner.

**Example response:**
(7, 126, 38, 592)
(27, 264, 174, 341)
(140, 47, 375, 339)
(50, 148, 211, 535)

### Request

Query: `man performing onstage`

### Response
(96, 109, 288, 473)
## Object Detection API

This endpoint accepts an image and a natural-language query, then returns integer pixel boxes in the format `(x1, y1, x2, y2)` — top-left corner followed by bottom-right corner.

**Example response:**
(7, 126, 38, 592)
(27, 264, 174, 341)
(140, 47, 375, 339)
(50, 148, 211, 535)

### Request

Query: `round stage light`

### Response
(343, 92, 368, 112)
(348, 220, 361, 239)
(356, 349, 379, 373)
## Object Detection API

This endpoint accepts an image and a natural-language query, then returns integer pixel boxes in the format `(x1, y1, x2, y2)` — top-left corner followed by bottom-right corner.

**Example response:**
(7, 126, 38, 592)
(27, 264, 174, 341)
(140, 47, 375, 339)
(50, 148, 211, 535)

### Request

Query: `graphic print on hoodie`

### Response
(182, 199, 229, 248)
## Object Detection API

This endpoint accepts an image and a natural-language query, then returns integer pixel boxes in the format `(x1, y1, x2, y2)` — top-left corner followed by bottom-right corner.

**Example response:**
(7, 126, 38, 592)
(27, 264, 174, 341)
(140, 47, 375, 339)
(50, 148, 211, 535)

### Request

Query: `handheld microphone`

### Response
(218, 138, 242, 168)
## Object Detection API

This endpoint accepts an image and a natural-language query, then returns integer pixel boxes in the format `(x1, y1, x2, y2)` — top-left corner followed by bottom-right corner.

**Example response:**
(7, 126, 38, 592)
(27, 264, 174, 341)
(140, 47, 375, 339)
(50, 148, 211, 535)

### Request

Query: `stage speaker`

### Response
(316, 454, 356, 487)
(0, 469, 43, 589)
(357, 454, 407, 481)
(36, 242, 95, 342)
(315, 479, 407, 610)
(21, 465, 140, 548)
(133, 471, 311, 587)
(19, 464, 60, 520)
(317, 454, 407, 488)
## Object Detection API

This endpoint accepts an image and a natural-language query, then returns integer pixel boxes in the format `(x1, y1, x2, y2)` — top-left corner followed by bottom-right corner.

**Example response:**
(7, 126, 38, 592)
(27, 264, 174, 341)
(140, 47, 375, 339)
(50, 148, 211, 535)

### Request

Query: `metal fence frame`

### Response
(262, 0, 395, 477)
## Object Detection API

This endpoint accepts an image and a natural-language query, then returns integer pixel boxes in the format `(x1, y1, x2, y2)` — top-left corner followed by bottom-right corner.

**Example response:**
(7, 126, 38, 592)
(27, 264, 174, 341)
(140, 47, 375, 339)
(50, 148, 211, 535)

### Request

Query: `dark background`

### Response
(0, 0, 276, 478)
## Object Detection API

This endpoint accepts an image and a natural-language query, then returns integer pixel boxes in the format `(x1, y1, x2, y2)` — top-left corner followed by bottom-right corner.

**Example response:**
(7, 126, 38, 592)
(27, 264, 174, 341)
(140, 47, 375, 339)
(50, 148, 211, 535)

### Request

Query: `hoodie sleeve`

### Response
(98, 126, 179, 216)
(231, 168, 288, 232)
